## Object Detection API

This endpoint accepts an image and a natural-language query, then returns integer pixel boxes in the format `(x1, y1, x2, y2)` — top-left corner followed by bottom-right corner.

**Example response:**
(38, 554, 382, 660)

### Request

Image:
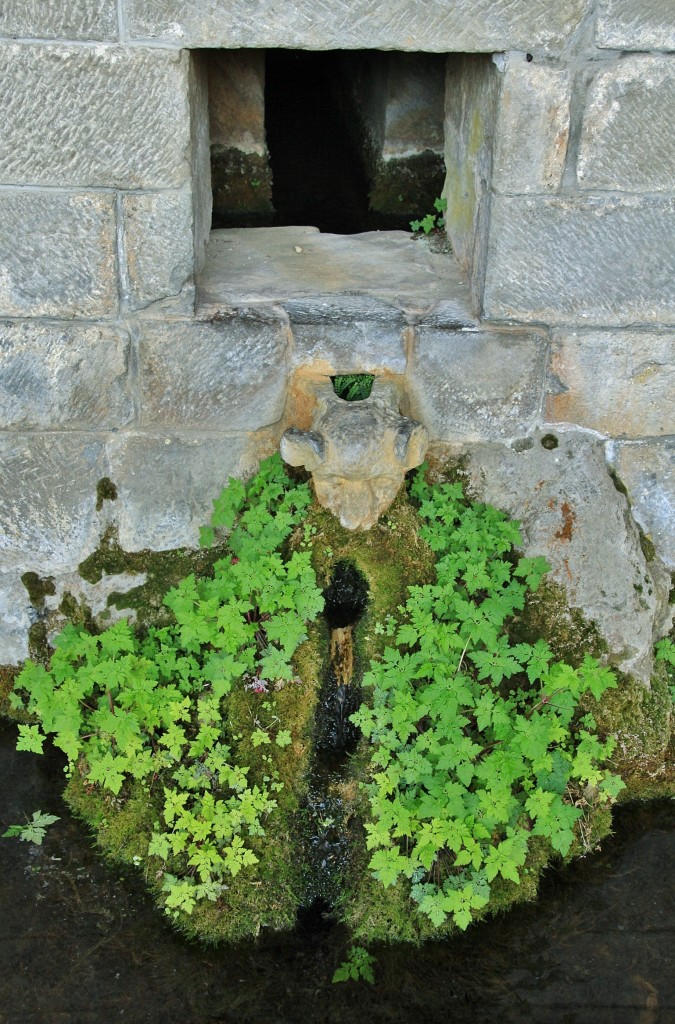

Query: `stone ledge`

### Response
(197, 227, 475, 325)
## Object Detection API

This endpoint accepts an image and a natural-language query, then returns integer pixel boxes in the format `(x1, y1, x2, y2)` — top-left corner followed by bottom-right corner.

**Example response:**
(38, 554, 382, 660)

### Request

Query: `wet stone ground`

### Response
(1, 717, 674, 1024)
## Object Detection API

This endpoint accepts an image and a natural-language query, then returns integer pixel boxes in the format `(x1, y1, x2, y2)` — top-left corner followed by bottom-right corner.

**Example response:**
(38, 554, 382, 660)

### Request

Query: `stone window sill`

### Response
(195, 226, 476, 327)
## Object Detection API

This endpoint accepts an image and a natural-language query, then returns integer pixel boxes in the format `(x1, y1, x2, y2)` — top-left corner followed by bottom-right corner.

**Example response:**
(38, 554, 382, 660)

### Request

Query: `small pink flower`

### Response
(245, 678, 268, 694)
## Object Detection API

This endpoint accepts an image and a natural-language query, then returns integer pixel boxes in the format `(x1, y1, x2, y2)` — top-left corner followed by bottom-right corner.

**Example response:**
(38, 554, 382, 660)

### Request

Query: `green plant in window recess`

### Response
(351, 467, 625, 932)
(332, 374, 375, 402)
(10, 455, 324, 923)
(410, 196, 447, 235)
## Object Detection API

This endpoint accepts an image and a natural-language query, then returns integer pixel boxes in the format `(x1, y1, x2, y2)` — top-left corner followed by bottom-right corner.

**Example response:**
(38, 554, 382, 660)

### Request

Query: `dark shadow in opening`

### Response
(265, 51, 371, 234)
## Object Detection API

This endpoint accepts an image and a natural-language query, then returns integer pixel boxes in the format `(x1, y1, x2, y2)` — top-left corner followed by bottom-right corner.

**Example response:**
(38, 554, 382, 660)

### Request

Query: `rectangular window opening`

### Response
(198, 48, 476, 321)
(208, 49, 447, 234)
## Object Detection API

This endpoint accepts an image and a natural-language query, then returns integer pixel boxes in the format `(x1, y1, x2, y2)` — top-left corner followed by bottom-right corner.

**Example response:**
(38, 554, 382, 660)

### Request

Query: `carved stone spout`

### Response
(280, 379, 428, 530)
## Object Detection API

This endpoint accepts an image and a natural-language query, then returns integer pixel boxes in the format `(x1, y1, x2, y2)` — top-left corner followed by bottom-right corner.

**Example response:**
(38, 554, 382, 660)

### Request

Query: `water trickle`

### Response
(298, 562, 369, 913)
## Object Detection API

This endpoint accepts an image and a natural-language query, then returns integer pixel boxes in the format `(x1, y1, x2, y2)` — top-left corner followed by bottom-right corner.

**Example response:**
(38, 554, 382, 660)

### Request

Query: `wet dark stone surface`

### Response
(2, 716, 675, 1024)
(322, 561, 369, 630)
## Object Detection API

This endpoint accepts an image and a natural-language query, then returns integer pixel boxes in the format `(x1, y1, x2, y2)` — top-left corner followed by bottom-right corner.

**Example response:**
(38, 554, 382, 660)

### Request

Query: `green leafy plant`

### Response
(656, 637, 675, 704)
(351, 468, 624, 932)
(3, 810, 60, 845)
(10, 455, 324, 925)
(333, 945, 376, 984)
(332, 374, 375, 402)
(410, 196, 447, 235)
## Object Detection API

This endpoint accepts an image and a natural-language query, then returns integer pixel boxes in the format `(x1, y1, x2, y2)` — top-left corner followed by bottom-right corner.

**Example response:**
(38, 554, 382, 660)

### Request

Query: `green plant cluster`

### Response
(332, 944, 376, 984)
(3, 810, 60, 845)
(656, 637, 675, 705)
(332, 374, 375, 402)
(410, 196, 447, 235)
(350, 470, 625, 932)
(10, 456, 324, 922)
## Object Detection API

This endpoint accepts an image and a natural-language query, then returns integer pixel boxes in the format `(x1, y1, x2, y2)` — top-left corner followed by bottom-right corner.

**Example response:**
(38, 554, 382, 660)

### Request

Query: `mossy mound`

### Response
(3, 456, 673, 948)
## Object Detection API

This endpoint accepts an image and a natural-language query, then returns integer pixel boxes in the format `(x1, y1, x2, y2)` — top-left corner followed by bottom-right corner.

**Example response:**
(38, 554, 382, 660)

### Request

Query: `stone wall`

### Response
(0, 0, 673, 672)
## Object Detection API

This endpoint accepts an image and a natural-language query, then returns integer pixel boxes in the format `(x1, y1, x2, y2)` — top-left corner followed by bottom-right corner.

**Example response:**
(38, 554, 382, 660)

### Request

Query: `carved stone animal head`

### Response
(280, 380, 428, 530)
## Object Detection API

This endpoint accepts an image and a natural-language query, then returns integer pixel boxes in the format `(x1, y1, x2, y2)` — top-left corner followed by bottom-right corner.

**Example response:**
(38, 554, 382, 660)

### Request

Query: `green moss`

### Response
(590, 663, 674, 802)
(78, 527, 230, 629)
(368, 151, 446, 225)
(26, 621, 51, 665)
(608, 466, 629, 499)
(211, 146, 274, 229)
(638, 531, 656, 563)
(0, 665, 27, 722)
(298, 486, 435, 667)
(8, 459, 674, 948)
(59, 568, 323, 945)
(20, 571, 55, 607)
(95, 477, 118, 511)
(511, 580, 607, 668)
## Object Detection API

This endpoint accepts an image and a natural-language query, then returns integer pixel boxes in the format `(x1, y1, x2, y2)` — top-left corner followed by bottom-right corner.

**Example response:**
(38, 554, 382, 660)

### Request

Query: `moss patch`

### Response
(21, 571, 55, 607)
(211, 146, 274, 229)
(511, 580, 607, 667)
(95, 477, 118, 511)
(297, 485, 436, 669)
(78, 527, 230, 629)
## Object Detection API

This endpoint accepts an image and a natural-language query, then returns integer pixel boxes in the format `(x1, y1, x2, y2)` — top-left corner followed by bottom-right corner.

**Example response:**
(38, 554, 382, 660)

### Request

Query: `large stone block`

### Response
(578, 58, 675, 192)
(407, 329, 547, 442)
(0, 191, 117, 318)
(443, 55, 500, 307)
(124, 0, 590, 53)
(492, 58, 571, 194)
(462, 432, 669, 681)
(0, 1, 117, 40)
(0, 44, 192, 189)
(188, 51, 212, 278)
(107, 432, 252, 551)
(596, 0, 675, 50)
(0, 434, 107, 574)
(208, 50, 266, 154)
(139, 319, 289, 430)
(610, 440, 675, 570)
(0, 2, 117, 40)
(0, 321, 134, 429)
(547, 331, 675, 438)
(123, 190, 196, 313)
(482, 196, 675, 325)
(0, 574, 33, 665)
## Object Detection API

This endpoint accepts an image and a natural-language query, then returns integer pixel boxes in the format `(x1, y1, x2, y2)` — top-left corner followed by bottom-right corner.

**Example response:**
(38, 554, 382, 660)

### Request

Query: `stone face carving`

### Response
(280, 379, 428, 530)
